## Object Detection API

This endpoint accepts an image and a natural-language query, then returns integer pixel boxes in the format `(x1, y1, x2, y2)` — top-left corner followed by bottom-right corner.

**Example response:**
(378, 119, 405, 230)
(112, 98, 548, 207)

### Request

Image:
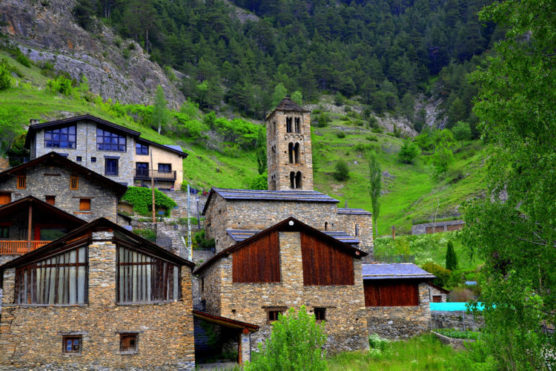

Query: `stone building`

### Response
(195, 217, 369, 354)
(266, 97, 313, 191)
(25, 114, 187, 189)
(0, 152, 126, 222)
(362, 263, 435, 339)
(411, 220, 465, 235)
(0, 218, 196, 369)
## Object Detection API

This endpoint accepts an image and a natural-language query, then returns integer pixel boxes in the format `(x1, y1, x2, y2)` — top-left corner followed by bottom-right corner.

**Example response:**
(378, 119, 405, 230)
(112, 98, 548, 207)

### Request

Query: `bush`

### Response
(336, 131, 346, 138)
(432, 145, 454, 177)
(121, 187, 177, 216)
(0, 59, 12, 90)
(368, 333, 389, 351)
(333, 159, 349, 181)
(193, 230, 215, 250)
(248, 173, 267, 190)
(452, 121, 472, 141)
(422, 261, 451, 288)
(245, 306, 327, 371)
(133, 228, 156, 242)
(397, 140, 420, 164)
(47, 75, 74, 96)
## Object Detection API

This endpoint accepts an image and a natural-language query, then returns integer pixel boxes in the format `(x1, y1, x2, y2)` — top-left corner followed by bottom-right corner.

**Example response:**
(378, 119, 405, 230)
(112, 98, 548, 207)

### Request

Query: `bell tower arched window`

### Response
(288, 143, 294, 163)
(294, 143, 300, 163)
(286, 117, 293, 133)
(294, 117, 301, 133)
(295, 171, 302, 189)
(290, 172, 295, 189)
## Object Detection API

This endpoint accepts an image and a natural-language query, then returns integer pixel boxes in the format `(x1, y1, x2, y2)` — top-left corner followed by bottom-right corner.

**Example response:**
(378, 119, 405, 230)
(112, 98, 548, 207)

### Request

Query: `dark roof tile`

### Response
(362, 263, 435, 280)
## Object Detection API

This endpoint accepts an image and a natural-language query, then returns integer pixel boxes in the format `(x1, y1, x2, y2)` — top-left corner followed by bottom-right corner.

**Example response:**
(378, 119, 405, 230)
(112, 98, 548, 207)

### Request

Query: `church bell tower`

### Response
(266, 97, 313, 191)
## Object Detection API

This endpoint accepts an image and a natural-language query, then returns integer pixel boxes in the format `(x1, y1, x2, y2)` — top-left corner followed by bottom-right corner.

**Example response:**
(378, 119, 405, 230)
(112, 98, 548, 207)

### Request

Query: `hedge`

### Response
(121, 187, 177, 216)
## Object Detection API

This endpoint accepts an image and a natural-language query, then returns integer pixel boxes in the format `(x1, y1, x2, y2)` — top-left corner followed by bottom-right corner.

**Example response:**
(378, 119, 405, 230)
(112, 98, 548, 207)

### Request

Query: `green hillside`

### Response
(0, 51, 486, 235)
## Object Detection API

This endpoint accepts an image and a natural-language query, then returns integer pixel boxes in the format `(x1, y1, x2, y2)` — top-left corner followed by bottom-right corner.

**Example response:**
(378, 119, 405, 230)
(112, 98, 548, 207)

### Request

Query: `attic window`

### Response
(70, 176, 79, 190)
(17, 175, 26, 189)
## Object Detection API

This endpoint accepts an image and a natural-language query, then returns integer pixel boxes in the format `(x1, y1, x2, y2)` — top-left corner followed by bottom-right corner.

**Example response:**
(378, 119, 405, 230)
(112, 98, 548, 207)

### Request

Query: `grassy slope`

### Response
(0, 52, 486, 235)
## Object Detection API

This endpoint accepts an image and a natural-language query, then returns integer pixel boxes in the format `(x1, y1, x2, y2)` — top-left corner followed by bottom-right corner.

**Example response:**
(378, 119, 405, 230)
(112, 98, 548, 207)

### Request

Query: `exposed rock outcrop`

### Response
(0, 0, 184, 108)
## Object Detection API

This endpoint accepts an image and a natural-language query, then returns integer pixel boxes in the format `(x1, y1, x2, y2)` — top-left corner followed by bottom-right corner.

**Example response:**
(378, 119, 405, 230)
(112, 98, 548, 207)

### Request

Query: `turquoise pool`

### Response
(430, 302, 484, 311)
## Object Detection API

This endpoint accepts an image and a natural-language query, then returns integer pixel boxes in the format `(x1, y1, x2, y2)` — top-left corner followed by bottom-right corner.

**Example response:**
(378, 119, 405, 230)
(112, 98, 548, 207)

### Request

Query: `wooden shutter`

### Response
(0, 193, 10, 205)
(17, 175, 26, 189)
(70, 176, 79, 190)
(232, 231, 280, 283)
(79, 199, 91, 211)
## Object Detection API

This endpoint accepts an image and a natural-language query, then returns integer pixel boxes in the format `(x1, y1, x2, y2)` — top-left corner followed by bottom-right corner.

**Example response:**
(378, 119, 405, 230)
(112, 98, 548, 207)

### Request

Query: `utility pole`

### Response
(186, 184, 193, 261)
(150, 151, 156, 231)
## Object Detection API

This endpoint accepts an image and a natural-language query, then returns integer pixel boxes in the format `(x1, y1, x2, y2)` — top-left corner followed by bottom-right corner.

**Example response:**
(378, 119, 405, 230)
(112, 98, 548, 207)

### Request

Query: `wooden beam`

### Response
(27, 203, 33, 251)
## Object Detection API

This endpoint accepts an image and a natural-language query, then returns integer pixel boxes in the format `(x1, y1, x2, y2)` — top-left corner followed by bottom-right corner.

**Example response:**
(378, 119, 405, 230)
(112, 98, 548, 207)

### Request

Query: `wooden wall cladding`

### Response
(301, 232, 354, 286)
(364, 280, 419, 306)
(232, 231, 280, 283)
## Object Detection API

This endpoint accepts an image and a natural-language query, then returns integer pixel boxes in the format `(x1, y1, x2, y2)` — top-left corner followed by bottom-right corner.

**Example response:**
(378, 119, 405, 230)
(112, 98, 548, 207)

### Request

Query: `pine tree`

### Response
(369, 151, 381, 239)
(445, 241, 457, 271)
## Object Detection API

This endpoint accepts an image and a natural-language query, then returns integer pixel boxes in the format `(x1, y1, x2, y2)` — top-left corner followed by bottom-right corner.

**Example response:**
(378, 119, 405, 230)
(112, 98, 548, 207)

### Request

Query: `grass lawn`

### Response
(328, 334, 467, 371)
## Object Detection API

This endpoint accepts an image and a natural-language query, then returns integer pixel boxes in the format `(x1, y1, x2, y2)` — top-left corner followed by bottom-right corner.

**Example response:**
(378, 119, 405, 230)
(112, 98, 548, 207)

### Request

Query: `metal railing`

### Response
(134, 169, 176, 181)
(0, 240, 51, 255)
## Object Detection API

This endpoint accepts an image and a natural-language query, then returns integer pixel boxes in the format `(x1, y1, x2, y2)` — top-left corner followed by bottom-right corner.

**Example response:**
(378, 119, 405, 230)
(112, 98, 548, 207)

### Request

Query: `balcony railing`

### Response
(0, 240, 52, 255)
(134, 169, 177, 182)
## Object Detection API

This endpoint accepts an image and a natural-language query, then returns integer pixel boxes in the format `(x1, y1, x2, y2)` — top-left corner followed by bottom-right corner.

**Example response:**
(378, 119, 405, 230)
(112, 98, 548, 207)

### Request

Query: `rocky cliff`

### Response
(0, 0, 184, 108)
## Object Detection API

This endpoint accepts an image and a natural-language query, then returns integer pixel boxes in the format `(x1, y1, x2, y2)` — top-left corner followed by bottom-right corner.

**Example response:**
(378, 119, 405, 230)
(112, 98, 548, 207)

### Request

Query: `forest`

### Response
(73, 0, 496, 130)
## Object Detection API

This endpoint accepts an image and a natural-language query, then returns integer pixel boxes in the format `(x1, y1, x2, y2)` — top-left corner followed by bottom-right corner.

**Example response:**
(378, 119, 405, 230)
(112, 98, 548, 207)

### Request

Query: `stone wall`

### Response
(335, 212, 373, 260)
(0, 231, 195, 369)
(366, 282, 431, 339)
(33, 120, 135, 185)
(200, 231, 369, 354)
(0, 163, 118, 222)
(205, 194, 372, 255)
(266, 110, 313, 191)
(431, 311, 483, 331)
(412, 220, 465, 235)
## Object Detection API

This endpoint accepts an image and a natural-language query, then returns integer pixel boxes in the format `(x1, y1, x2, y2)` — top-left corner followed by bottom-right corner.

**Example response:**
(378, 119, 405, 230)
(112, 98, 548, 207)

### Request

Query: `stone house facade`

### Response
(195, 217, 370, 354)
(0, 218, 196, 369)
(0, 152, 126, 222)
(363, 263, 435, 339)
(25, 114, 187, 189)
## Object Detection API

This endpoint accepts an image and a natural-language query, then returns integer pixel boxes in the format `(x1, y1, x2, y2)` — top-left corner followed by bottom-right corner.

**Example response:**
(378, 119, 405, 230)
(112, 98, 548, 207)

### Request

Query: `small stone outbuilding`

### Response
(363, 263, 435, 339)
(195, 217, 370, 356)
(0, 218, 196, 369)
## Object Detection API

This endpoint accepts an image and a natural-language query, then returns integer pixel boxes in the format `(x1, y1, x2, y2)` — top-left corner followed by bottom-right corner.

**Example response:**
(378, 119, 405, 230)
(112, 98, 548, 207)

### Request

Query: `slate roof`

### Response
(337, 208, 372, 216)
(136, 138, 188, 158)
(266, 97, 310, 119)
(362, 263, 435, 280)
(202, 188, 339, 215)
(226, 229, 360, 245)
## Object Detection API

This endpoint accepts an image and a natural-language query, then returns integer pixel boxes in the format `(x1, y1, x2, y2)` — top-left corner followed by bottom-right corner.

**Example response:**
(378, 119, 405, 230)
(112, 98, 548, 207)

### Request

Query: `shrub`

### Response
(193, 230, 215, 250)
(333, 159, 349, 181)
(432, 145, 454, 177)
(13, 49, 31, 67)
(422, 261, 451, 288)
(397, 140, 420, 164)
(245, 306, 327, 371)
(248, 173, 267, 190)
(448, 287, 475, 302)
(0, 59, 12, 90)
(121, 187, 177, 217)
(452, 121, 472, 141)
(133, 228, 156, 242)
(47, 75, 74, 96)
(368, 333, 389, 351)
(336, 131, 346, 138)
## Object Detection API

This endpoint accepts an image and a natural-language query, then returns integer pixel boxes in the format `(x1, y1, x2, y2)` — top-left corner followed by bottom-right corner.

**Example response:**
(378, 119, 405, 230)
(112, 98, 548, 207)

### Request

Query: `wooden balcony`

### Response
(0, 240, 51, 255)
(134, 169, 176, 182)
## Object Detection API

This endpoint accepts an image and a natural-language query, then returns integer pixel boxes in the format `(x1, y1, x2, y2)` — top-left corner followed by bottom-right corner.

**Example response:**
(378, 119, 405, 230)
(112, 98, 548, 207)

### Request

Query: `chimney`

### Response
(29, 119, 39, 125)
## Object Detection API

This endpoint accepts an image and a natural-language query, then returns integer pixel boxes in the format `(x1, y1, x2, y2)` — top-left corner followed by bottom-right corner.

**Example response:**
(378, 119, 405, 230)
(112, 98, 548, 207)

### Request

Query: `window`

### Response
(158, 163, 172, 173)
(0, 192, 11, 205)
(266, 307, 286, 323)
(432, 295, 442, 303)
(294, 117, 301, 133)
(76, 156, 82, 162)
(97, 128, 126, 151)
(91, 157, 96, 163)
(286, 117, 292, 132)
(120, 333, 138, 353)
(136, 143, 149, 155)
(17, 175, 26, 189)
(45, 125, 76, 149)
(70, 176, 79, 190)
(15, 246, 88, 305)
(117, 246, 180, 303)
(0, 226, 9, 238)
(105, 158, 118, 176)
(136, 162, 149, 177)
(79, 199, 91, 211)
(45, 195, 55, 205)
(63, 336, 82, 354)
(314, 307, 326, 321)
